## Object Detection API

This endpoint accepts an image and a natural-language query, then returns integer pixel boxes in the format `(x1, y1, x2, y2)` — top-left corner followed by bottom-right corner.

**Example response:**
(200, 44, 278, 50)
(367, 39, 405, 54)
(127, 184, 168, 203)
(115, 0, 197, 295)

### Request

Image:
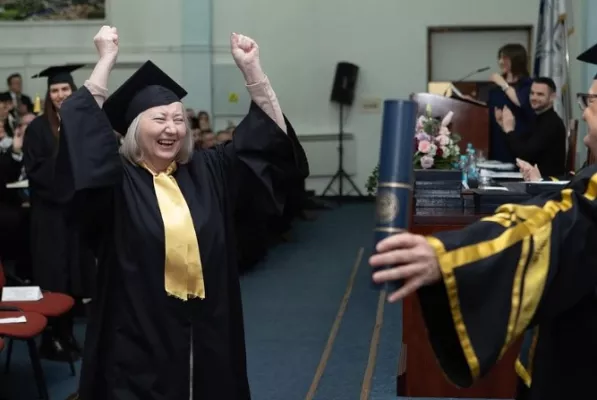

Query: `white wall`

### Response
(214, 0, 586, 195)
(0, 0, 209, 106)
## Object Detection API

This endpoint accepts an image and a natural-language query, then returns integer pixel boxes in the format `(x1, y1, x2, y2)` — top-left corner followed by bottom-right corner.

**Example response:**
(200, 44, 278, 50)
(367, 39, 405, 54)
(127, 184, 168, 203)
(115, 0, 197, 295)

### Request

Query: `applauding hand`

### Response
(516, 158, 542, 182)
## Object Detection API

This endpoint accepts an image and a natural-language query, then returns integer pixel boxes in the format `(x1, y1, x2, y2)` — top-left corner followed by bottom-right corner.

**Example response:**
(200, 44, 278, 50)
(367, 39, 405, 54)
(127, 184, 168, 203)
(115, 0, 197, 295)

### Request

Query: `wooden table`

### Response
(398, 207, 521, 398)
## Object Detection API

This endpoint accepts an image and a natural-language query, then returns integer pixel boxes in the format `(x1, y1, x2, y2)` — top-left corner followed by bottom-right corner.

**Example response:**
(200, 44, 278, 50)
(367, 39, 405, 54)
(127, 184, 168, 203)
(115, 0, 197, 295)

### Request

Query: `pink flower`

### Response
(418, 140, 431, 153)
(420, 155, 434, 169)
(436, 134, 450, 146)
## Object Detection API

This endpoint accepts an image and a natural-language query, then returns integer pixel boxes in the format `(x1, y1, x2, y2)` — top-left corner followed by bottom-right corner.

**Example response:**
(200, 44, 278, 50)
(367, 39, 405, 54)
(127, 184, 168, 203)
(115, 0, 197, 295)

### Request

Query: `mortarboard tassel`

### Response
(33, 94, 41, 114)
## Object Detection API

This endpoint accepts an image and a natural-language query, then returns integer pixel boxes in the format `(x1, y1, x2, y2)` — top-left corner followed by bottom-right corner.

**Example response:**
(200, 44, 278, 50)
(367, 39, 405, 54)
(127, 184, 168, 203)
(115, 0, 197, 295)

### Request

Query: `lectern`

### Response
(410, 92, 489, 155)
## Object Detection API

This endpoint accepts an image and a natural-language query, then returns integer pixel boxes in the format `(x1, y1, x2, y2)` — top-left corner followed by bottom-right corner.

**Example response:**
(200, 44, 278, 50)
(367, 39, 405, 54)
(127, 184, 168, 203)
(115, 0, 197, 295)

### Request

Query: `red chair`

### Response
(0, 261, 77, 375)
(0, 307, 49, 400)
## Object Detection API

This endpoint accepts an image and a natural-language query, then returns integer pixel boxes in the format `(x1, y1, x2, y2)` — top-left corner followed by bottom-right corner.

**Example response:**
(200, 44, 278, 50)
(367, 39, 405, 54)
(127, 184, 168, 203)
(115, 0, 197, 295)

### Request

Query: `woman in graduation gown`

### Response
(56, 26, 305, 400)
(22, 64, 96, 360)
(369, 46, 597, 398)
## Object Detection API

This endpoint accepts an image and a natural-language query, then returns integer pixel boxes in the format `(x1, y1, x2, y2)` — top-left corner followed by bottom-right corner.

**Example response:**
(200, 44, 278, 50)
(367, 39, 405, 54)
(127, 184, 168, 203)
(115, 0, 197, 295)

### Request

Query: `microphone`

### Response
(454, 66, 490, 83)
(443, 66, 490, 97)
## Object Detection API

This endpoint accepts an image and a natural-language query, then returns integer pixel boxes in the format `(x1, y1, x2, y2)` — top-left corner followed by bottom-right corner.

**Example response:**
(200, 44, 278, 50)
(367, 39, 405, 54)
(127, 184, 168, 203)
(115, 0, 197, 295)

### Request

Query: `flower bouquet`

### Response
(366, 105, 462, 195)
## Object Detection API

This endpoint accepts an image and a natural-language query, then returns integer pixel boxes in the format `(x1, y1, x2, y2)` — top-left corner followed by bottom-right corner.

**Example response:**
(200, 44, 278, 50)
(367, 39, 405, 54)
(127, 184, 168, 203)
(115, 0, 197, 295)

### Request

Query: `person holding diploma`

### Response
(56, 26, 304, 399)
(369, 45, 597, 400)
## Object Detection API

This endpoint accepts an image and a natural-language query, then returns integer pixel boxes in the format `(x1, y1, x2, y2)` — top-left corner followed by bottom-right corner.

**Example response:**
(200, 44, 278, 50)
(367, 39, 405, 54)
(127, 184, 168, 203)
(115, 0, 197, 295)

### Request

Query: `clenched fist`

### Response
(94, 25, 119, 61)
(230, 33, 263, 84)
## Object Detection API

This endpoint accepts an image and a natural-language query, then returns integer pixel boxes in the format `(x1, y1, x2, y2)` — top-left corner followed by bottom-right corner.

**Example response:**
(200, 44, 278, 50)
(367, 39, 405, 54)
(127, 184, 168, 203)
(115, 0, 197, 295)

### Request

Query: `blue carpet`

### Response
(0, 203, 503, 399)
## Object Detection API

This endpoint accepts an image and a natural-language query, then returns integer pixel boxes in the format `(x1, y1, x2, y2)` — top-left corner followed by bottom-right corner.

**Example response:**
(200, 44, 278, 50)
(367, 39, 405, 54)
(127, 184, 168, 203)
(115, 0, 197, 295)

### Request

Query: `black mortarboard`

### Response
(31, 64, 85, 87)
(0, 92, 11, 102)
(103, 61, 187, 135)
(577, 43, 597, 79)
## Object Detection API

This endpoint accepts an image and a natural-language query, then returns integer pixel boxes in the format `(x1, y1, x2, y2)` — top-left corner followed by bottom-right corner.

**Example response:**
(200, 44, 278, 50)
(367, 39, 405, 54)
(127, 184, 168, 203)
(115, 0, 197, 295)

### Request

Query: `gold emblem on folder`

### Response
(376, 190, 399, 224)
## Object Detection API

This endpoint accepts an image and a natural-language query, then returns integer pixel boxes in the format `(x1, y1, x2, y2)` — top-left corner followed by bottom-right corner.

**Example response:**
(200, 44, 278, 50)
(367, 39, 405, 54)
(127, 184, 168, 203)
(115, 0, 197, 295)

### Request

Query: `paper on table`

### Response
(0, 316, 27, 324)
(530, 180, 570, 185)
(482, 186, 509, 191)
(1, 286, 43, 302)
(6, 179, 28, 189)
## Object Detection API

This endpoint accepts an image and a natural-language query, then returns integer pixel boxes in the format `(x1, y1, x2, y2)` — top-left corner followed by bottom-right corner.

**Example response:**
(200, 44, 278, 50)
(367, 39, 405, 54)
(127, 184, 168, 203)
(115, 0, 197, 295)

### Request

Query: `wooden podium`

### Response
(395, 93, 520, 398)
(410, 92, 489, 155)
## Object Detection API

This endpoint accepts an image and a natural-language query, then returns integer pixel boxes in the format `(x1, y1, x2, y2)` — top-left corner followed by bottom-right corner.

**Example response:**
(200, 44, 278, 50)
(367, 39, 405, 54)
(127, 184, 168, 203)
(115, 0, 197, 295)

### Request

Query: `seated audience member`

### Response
(201, 130, 217, 148)
(495, 77, 567, 177)
(217, 130, 233, 144)
(197, 110, 211, 131)
(0, 120, 31, 280)
(192, 128, 202, 149)
(6, 73, 34, 114)
(0, 92, 15, 137)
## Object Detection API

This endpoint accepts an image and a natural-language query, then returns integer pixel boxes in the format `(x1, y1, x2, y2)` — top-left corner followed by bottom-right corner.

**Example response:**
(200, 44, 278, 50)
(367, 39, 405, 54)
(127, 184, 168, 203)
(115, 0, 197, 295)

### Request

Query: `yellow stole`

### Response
(143, 162, 205, 300)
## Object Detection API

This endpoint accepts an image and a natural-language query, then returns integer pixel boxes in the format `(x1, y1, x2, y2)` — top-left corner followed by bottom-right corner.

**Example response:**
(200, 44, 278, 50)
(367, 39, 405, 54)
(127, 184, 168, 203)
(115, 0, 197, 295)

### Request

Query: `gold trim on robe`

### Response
(425, 187, 579, 381)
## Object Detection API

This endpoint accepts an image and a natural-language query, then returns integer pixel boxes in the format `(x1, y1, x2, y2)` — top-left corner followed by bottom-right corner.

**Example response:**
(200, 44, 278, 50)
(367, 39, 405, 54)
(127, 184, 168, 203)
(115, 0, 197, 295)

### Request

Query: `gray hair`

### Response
(119, 103, 195, 165)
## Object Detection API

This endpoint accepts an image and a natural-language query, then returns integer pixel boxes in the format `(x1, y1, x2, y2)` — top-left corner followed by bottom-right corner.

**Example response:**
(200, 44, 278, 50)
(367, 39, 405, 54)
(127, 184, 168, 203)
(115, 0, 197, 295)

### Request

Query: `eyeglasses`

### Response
(577, 93, 597, 110)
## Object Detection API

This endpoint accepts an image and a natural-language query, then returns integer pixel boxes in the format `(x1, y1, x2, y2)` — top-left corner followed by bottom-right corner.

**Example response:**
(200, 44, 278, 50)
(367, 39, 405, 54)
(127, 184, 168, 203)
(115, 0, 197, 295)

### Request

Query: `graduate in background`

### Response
(57, 26, 304, 399)
(22, 64, 96, 361)
(369, 45, 597, 400)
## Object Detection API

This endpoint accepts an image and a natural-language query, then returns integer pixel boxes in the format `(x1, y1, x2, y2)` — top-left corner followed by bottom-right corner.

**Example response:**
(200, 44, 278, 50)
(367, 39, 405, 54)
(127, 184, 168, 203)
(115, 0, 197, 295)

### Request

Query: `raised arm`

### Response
(370, 166, 597, 387)
(54, 26, 122, 203)
(207, 33, 308, 215)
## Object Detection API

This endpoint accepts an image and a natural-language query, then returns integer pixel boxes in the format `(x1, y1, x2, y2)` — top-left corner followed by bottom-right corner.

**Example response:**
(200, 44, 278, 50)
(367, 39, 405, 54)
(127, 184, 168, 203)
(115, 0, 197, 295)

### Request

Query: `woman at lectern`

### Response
(487, 43, 534, 163)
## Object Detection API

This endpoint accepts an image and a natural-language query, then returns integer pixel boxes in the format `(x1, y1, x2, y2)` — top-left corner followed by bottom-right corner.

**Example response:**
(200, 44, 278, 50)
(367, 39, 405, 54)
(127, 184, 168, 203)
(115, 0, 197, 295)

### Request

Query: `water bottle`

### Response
(459, 154, 468, 185)
(466, 144, 478, 180)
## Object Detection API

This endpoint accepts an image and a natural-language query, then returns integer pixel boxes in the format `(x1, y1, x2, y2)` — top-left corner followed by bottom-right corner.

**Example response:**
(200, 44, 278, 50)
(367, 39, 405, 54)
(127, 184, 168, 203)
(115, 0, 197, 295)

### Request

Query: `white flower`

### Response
(420, 155, 434, 169)
(437, 134, 450, 146)
(441, 146, 450, 158)
(441, 111, 453, 127)
(428, 143, 437, 157)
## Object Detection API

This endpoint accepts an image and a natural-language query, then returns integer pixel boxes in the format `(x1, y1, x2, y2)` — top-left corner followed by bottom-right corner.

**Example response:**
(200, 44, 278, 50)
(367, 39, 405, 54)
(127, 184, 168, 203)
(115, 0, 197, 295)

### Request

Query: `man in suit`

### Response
(5, 73, 33, 115)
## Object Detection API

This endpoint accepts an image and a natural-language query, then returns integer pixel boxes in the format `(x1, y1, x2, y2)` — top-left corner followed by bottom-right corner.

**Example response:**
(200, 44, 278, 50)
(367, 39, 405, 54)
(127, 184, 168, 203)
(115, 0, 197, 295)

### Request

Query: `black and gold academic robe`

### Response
(417, 165, 597, 400)
(55, 87, 305, 400)
(23, 115, 96, 295)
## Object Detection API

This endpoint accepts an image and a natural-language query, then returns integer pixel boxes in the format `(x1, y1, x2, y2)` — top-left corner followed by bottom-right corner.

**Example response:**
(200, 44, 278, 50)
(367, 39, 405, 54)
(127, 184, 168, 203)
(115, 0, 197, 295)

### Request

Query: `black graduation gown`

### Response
(0, 150, 26, 261)
(23, 115, 96, 295)
(417, 165, 597, 400)
(55, 86, 304, 400)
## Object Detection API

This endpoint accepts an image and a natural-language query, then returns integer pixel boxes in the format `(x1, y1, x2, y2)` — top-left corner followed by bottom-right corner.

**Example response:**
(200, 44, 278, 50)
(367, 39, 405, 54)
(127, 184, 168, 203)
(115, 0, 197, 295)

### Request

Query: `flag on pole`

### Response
(534, 0, 574, 121)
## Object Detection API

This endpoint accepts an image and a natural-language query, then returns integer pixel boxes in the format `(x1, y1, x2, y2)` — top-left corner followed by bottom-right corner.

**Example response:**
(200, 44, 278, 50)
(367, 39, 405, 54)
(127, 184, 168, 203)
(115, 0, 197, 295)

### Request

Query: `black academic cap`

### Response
(577, 43, 597, 79)
(103, 60, 188, 135)
(31, 64, 85, 87)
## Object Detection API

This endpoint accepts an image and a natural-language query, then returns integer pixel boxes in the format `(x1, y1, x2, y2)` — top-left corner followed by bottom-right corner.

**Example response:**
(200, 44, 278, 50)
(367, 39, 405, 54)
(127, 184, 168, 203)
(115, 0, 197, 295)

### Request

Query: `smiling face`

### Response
(529, 82, 554, 112)
(137, 102, 187, 171)
(49, 83, 73, 110)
